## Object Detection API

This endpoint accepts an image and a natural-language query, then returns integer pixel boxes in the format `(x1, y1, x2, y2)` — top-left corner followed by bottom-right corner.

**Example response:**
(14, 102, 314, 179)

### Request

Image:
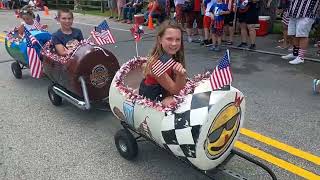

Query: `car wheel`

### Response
(48, 84, 62, 106)
(114, 129, 138, 160)
(11, 62, 22, 79)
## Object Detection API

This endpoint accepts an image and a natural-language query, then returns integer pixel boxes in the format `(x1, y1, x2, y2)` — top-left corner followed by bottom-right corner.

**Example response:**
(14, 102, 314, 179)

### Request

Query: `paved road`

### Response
(0, 10, 319, 180)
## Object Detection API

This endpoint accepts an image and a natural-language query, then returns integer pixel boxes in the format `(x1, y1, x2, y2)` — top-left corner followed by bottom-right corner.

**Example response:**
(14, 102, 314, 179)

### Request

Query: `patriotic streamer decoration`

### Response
(24, 27, 42, 78)
(210, 50, 233, 90)
(91, 20, 115, 45)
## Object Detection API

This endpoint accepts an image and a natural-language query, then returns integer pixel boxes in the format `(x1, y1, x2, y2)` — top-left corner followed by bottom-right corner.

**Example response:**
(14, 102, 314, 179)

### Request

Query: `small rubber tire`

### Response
(48, 84, 62, 106)
(11, 62, 22, 79)
(114, 129, 138, 160)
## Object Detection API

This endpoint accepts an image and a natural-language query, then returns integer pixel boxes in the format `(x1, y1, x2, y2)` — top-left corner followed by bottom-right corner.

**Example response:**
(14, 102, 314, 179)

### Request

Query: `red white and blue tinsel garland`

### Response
(40, 39, 95, 64)
(114, 57, 212, 112)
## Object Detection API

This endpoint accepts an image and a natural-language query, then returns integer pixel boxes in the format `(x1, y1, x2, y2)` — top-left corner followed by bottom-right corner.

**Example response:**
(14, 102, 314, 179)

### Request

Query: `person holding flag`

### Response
(139, 20, 187, 106)
(24, 27, 43, 78)
(210, 49, 233, 90)
(52, 9, 84, 56)
(90, 20, 115, 45)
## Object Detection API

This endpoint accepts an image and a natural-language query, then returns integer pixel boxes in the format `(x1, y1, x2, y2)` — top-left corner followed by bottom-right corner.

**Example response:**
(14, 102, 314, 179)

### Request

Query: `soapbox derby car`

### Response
(5, 30, 120, 110)
(109, 57, 277, 179)
(4, 29, 51, 79)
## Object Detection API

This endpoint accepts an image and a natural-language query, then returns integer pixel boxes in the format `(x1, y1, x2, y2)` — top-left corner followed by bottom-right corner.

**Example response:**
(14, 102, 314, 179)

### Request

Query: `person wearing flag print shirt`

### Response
(139, 20, 187, 106)
(52, 9, 84, 56)
(209, 0, 229, 51)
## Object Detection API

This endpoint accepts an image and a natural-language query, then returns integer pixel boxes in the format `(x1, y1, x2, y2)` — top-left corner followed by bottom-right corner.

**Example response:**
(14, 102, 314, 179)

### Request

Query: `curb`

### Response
(223, 45, 320, 63)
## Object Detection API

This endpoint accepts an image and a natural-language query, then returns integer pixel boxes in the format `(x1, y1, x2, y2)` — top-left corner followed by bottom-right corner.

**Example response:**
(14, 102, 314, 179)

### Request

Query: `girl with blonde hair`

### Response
(139, 20, 187, 106)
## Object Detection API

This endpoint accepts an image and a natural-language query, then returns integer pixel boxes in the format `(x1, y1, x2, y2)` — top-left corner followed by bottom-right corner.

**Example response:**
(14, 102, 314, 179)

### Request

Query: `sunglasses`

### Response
(207, 112, 240, 143)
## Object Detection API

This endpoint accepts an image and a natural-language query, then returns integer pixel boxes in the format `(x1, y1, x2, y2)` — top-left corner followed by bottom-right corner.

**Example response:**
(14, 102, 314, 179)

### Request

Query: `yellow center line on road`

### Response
(235, 141, 320, 180)
(240, 128, 320, 166)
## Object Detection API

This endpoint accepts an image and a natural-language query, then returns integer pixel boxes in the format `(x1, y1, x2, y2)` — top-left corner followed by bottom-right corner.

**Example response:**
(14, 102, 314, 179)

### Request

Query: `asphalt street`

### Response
(0, 10, 319, 180)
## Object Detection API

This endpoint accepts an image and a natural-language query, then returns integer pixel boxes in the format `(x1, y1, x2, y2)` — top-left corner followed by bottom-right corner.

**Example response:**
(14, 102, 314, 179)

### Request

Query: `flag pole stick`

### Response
(135, 41, 139, 57)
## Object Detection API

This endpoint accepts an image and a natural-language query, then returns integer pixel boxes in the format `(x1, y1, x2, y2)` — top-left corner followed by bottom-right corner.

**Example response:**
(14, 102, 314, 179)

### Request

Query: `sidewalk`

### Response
(225, 34, 320, 62)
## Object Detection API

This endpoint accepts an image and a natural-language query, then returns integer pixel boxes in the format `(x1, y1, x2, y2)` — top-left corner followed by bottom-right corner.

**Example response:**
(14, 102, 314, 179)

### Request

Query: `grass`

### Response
(75, 9, 112, 17)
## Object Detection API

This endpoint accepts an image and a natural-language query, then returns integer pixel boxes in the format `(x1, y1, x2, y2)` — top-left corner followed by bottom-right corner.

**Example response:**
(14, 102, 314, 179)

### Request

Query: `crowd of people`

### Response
(0, 0, 45, 10)
(107, 0, 319, 59)
(6, 0, 320, 98)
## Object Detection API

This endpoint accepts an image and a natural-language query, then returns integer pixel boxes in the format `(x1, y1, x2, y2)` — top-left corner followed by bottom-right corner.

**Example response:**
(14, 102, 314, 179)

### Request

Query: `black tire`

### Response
(11, 62, 22, 79)
(114, 129, 138, 160)
(48, 84, 62, 106)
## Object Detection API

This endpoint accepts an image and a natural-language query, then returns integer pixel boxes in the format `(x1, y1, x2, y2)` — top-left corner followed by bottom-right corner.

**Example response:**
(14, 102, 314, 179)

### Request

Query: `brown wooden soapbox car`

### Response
(41, 41, 120, 110)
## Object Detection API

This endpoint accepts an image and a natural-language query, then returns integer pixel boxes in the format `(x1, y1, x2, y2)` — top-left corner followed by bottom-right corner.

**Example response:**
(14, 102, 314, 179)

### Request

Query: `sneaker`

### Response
(249, 44, 256, 50)
(226, 41, 233, 45)
(200, 40, 207, 46)
(109, 16, 114, 19)
(289, 56, 304, 65)
(238, 42, 248, 48)
(187, 36, 193, 43)
(313, 79, 320, 94)
(281, 53, 296, 60)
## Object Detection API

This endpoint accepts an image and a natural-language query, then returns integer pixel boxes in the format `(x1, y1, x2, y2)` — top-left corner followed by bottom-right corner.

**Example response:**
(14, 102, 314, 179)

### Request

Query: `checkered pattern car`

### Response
(109, 58, 245, 171)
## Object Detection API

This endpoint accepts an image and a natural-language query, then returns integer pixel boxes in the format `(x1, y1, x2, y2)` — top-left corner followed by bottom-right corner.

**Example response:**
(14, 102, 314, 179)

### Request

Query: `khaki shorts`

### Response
(288, 17, 315, 37)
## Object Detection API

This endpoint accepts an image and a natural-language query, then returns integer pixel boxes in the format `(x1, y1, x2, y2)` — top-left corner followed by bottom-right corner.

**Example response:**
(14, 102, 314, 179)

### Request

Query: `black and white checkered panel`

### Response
(161, 84, 219, 159)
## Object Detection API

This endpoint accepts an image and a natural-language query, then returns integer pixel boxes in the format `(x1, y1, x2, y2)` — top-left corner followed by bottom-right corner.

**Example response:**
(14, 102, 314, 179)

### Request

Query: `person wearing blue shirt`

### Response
(209, 0, 229, 51)
(51, 9, 84, 56)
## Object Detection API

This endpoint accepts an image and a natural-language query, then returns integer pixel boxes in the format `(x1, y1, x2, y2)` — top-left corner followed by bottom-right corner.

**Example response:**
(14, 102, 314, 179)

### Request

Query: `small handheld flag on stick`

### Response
(152, 53, 176, 77)
(33, 14, 42, 30)
(130, 24, 144, 57)
(24, 27, 42, 78)
(210, 49, 233, 90)
(90, 20, 115, 45)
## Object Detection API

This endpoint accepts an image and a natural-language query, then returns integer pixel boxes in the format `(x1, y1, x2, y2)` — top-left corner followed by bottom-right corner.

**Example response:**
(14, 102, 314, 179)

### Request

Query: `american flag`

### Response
(24, 27, 38, 45)
(91, 20, 115, 45)
(25, 28, 42, 78)
(34, 14, 42, 30)
(210, 50, 233, 90)
(130, 24, 144, 42)
(152, 53, 175, 77)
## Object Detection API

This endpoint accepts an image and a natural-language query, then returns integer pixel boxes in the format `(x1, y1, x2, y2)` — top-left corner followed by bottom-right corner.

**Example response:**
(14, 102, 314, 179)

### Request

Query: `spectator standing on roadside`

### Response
(116, 0, 126, 21)
(222, 0, 235, 45)
(185, 0, 204, 43)
(268, 0, 291, 49)
(174, 0, 186, 26)
(281, 0, 320, 65)
(209, 0, 229, 51)
(109, 0, 118, 20)
(237, 0, 259, 50)
(201, 0, 215, 46)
